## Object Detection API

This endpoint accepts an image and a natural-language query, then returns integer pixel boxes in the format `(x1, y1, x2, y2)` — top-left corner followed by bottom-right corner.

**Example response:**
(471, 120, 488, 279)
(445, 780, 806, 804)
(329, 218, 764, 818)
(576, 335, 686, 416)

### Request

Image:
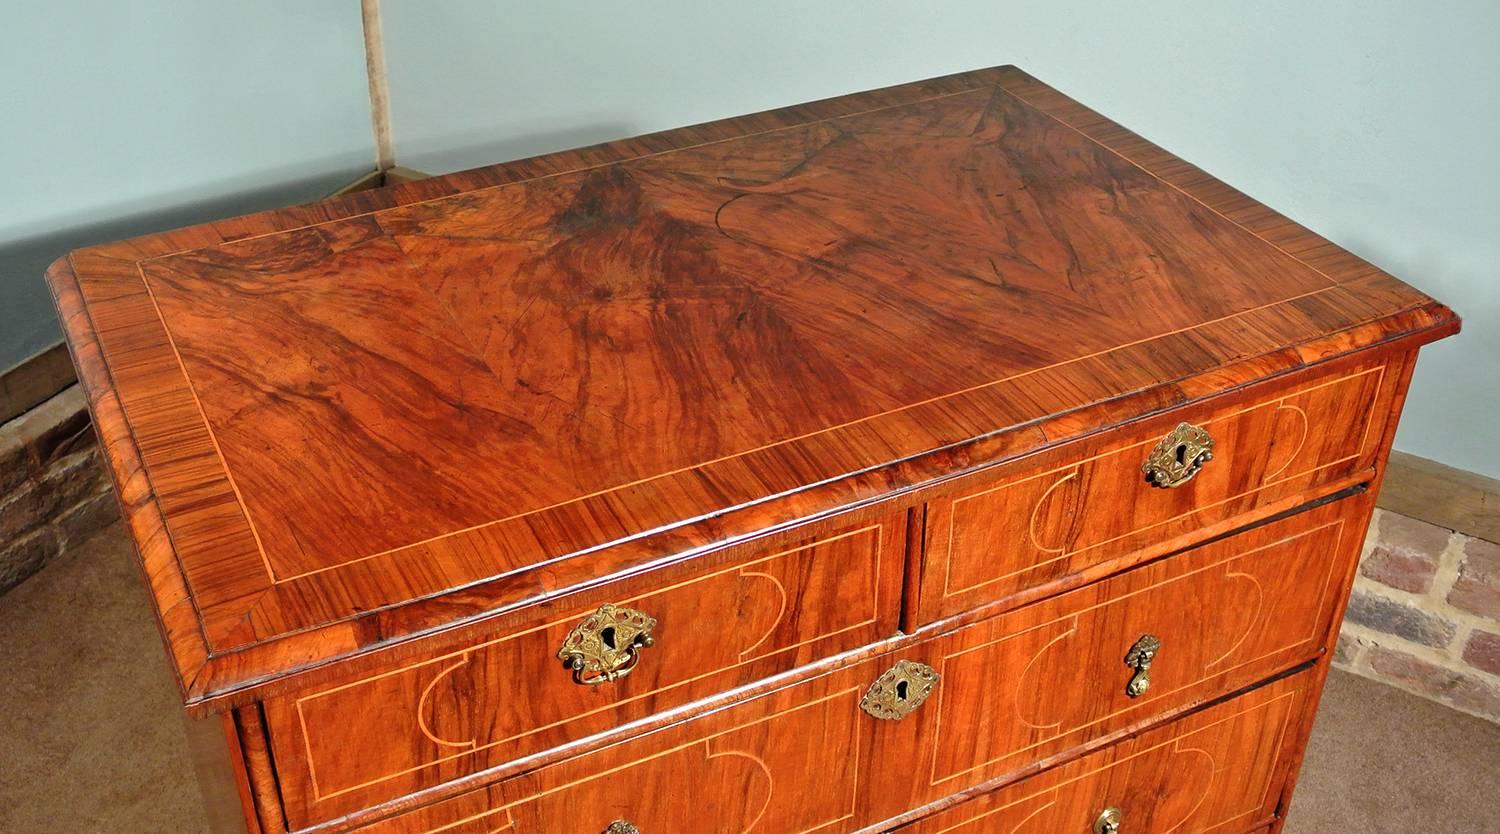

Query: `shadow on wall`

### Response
(0, 165, 369, 375)
(398, 123, 641, 175)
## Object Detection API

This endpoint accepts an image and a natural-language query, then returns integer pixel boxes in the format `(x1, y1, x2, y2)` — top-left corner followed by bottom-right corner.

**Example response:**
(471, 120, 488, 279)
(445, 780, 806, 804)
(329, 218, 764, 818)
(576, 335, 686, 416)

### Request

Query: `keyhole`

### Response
(895, 680, 910, 701)
(600, 626, 617, 650)
(1174, 443, 1188, 465)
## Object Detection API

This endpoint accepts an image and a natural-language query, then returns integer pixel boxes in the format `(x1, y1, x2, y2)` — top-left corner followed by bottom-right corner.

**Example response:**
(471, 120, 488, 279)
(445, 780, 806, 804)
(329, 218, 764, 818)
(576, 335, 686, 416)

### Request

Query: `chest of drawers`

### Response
(48, 66, 1457, 834)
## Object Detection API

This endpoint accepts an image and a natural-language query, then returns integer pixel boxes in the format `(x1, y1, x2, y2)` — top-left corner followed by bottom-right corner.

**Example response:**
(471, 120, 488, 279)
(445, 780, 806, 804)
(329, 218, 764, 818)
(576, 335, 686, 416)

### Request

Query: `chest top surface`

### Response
(48, 66, 1456, 706)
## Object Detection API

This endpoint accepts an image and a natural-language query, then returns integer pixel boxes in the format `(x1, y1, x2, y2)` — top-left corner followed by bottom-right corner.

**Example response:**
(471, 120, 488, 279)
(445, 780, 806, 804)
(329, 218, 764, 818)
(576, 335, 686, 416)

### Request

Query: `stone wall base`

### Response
(0, 385, 119, 594)
(1337, 508, 1500, 723)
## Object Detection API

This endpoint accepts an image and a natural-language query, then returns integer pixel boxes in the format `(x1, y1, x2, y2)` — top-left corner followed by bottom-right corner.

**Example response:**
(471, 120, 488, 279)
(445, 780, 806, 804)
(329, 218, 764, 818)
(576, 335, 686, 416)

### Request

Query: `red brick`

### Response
(1360, 545, 1441, 594)
(1449, 537, 1500, 620)
(1344, 590, 1456, 649)
(0, 448, 107, 543)
(1358, 512, 1449, 593)
(36, 448, 109, 515)
(1367, 646, 1500, 721)
(0, 527, 60, 595)
(0, 385, 91, 494)
(1378, 510, 1453, 553)
(1463, 630, 1500, 678)
(55, 491, 119, 548)
(0, 478, 67, 542)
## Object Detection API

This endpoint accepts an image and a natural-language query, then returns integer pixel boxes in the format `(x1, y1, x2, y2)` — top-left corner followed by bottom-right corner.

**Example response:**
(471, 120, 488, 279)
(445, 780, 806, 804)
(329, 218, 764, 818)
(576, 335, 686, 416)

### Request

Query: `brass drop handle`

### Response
(859, 660, 940, 720)
(1092, 806, 1123, 834)
(1124, 634, 1161, 698)
(604, 822, 640, 834)
(1142, 422, 1214, 488)
(557, 604, 658, 686)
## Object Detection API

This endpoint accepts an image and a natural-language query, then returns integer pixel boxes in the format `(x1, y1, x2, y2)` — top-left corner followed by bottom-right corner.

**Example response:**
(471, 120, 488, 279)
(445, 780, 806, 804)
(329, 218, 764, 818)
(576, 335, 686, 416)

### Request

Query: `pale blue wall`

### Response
(4, 3, 1494, 477)
(0, 3, 375, 371)
(382, 0, 1500, 478)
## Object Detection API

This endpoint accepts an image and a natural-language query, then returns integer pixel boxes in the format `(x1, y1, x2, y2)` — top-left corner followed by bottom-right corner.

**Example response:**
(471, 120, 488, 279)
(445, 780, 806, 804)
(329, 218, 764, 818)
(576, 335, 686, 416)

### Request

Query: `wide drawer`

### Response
(344, 498, 1363, 834)
(892, 668, 1316, 834)
(264, 511, 906, 829)
(918, 354, 1398, 623)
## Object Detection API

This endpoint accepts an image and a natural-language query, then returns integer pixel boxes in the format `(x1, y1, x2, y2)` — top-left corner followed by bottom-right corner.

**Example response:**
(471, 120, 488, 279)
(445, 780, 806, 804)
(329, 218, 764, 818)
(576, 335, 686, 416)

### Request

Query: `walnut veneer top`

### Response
(46, 66, 1457, 708)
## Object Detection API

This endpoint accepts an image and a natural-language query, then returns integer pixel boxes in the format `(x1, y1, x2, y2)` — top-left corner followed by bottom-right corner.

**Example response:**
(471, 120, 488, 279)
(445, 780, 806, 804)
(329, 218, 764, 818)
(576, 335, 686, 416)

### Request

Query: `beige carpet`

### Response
(1, 523, 1496, 833)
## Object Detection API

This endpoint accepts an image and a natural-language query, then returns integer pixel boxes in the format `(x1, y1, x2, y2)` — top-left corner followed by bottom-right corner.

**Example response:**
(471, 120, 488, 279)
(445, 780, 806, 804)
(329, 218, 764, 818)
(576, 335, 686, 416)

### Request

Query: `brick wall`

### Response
(1338, 508, 1500, 723)
(0, 385, 119, 594)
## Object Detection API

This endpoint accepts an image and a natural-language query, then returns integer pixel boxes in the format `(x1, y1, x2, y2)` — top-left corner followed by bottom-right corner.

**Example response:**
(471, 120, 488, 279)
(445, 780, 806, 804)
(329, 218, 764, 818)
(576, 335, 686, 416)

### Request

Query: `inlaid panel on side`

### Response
(863, 497, 1367, 822)
(894, 669, 1315, 834)
(921, 353, 1396, 622)
(264, 514, 904, 829)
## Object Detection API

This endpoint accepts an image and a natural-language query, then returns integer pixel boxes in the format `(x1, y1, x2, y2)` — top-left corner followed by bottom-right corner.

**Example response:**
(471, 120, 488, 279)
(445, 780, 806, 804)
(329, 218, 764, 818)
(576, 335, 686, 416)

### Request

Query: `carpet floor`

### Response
(1, 523, 1496, 832)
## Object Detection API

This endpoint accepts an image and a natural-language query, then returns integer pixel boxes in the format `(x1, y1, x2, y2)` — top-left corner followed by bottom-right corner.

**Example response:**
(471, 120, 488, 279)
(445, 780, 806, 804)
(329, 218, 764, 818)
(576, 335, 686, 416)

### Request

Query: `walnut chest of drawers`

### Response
(48, 66, 1458, 834)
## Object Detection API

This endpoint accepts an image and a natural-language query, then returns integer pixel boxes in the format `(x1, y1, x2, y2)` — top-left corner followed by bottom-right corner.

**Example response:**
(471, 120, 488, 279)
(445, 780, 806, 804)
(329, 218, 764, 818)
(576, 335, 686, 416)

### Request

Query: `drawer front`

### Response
(351, 498, 1361, 834)
(352, 676, 871, 834)
(894, 668, 1315, 834)
(266, 513, 906, 828)
(920, 355, 1395, 623)
(864, 497, 1363, 820)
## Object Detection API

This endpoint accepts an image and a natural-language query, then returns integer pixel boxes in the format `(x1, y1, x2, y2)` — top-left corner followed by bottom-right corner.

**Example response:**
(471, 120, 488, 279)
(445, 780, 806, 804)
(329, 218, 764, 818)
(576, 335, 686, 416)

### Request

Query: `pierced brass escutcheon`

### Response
(860, 660, 940, 720)
(1123, 634, 1161, 698)
(1092, 806, 1123, 834)
(604, 822, 640, 834)
(1142, 422, 1214, 488)
(557, 604, 657, 686)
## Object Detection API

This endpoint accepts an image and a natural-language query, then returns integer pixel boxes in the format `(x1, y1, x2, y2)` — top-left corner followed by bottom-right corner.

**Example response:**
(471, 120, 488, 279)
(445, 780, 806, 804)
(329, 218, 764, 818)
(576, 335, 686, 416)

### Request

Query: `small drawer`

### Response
(919, 355, 1396, 623)
(892, 668, 1315, 834)
(264, 512, 906, 829)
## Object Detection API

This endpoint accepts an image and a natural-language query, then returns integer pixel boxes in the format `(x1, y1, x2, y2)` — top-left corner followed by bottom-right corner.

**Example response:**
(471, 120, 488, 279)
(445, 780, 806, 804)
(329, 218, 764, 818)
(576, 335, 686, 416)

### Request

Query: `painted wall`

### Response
(382, 0, 1500, 478)
(0, 3, 374, 371)
(3, 3, 1493, 477)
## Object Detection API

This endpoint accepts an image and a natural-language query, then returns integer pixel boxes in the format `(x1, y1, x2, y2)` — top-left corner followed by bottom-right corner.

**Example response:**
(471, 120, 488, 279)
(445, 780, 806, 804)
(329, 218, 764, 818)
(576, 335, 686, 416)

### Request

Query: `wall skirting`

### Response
(1379, 451, 1500, 546)
(0, 343, 75, 425)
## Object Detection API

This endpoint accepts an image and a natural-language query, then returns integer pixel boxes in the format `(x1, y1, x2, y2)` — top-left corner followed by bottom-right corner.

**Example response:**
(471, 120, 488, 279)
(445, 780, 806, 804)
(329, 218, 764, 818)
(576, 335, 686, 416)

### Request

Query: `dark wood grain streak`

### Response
(47, 66, 1458, 716)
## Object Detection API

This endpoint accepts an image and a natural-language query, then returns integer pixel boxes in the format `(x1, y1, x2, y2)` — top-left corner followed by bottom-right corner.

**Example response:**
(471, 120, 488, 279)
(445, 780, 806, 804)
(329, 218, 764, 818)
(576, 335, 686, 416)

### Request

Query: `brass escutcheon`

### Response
(603, 822, 640, 834)
(557, 604, 657, 686)
(1093, 806, 1123, 834)
(1124, 634, 1161, 698)
(860, 660, 940, 720)
(1142, 422, 1214, 488)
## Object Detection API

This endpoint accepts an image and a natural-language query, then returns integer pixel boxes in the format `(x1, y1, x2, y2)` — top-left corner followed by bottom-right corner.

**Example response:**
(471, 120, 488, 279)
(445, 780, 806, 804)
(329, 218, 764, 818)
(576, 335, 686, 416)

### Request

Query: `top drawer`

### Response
(262, 510, 906, 829)
(918, 354, 1401, 623)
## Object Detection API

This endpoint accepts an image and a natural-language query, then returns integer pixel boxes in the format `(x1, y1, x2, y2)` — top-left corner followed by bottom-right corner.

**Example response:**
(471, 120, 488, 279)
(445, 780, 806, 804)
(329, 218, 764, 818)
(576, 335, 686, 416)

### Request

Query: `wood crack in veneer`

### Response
(48, 65, 1455, 834)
